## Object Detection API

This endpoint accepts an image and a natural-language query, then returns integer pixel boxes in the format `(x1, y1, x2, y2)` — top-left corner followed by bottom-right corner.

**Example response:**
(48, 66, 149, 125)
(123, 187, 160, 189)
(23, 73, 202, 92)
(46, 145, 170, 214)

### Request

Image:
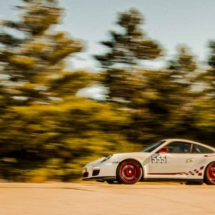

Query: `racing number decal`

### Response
(151, 154, 168, 164)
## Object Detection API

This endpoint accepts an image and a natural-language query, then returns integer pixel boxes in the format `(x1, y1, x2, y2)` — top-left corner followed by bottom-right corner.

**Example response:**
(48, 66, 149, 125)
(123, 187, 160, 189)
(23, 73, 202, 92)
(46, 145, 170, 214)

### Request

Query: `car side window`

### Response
(165, 142, 191, 153)
(192, 144, 214, 153)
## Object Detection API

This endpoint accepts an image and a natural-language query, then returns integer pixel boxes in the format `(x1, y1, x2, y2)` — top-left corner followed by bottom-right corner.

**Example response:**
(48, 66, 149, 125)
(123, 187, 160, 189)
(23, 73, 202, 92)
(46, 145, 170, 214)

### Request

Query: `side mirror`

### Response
(158, 147, 169, 153)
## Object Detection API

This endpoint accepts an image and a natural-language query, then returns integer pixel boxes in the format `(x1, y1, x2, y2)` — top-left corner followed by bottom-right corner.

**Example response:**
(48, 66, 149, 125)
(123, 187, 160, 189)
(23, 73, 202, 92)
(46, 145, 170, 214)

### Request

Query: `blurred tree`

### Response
(0, 0, 83, 104)
(48, 70, 97, 100)
(208, 41, 215, 69)
(190, 41, 215, 146)
(164, 46, 200, 139)
(192, 98, 215, 146)
(95, 8, 162, 103)
(0, 1, 135, 182)
(198, 41, 215, 99)
(167, 45, 199, 115)
(94, 10, 201, 145)
(0, 2, 214, 182)
(168, 46, 197, 89)
(0, 97, 133, 181)
(124, 69, 190, 144)
(109, 46, 200, 144)
(95, 8, 162, 68)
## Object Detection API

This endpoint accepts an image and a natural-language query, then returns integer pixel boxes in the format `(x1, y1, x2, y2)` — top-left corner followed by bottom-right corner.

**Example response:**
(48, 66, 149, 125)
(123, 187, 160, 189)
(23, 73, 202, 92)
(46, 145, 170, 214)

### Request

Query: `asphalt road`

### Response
(0, 182, 214, 215)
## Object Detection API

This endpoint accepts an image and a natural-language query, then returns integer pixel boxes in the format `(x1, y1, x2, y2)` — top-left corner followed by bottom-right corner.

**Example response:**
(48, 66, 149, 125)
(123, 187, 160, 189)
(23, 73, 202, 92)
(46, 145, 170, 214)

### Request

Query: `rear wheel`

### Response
(117, 159, 142, 184)
(205, 162, 215, 185)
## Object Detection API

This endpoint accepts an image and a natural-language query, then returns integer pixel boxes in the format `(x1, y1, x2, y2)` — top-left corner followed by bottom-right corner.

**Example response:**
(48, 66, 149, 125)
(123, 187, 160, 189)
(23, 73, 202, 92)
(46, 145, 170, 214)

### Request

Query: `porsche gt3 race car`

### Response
(82, 139, 215, 185)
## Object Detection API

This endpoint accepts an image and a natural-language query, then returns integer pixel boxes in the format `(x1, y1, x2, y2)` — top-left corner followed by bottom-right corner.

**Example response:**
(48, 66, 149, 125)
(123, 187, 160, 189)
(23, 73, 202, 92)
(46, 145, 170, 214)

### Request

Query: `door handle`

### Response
(186, 158, 194, 163)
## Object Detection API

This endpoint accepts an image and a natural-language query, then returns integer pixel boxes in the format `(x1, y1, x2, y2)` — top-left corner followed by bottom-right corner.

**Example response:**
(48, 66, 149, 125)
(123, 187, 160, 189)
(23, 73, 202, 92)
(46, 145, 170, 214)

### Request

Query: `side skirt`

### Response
(83, 176, 116, 182)
(141, 178, 203, 183)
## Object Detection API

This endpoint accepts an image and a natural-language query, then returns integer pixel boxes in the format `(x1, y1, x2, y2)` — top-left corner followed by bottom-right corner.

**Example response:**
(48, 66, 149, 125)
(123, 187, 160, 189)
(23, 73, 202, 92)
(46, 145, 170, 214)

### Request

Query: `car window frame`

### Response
(161, 141, 193, 154)
(142, 141, 166, 153)
(191, 143, 215, 154)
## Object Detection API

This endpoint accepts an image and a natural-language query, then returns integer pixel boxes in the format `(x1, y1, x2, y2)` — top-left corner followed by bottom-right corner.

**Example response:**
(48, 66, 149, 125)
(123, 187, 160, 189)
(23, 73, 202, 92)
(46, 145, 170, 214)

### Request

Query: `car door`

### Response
(147, 141, 196, 178)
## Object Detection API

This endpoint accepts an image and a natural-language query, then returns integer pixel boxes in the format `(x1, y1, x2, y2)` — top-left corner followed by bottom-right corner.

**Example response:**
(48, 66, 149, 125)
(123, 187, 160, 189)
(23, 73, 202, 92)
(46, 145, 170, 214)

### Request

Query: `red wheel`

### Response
(205, 162, 215, 185)
(117, 159, 142, 184)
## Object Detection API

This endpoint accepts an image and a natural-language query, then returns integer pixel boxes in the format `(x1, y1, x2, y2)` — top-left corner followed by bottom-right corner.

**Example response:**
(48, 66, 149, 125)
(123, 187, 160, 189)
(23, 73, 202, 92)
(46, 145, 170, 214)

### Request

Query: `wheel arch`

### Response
(203, 160, 215, 184)
(116, 158, 144, 181)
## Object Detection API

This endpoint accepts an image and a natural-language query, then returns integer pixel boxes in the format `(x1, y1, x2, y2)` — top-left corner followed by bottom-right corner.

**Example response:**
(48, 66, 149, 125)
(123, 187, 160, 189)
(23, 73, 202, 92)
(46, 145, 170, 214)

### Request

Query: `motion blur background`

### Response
(0, 0, 215, 182)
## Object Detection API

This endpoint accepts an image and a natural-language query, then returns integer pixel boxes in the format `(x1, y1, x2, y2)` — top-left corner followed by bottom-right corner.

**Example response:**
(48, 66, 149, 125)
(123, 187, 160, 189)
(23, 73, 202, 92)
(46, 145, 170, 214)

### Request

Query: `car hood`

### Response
(112, 152, 150, 160)
(84, 157, 106, 167)
(84, 152, 151, 168)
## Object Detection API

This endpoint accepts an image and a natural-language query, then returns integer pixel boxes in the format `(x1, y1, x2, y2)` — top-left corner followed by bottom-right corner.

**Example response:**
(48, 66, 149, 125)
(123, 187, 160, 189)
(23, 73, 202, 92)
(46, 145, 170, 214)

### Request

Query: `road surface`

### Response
(0, 182, 214, 215)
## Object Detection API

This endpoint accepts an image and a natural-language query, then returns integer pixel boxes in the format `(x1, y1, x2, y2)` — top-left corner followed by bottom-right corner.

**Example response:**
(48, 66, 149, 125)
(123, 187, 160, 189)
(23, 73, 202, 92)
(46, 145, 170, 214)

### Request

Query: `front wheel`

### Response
(117, 159, 142, 184)
(204, 162, 215, 185)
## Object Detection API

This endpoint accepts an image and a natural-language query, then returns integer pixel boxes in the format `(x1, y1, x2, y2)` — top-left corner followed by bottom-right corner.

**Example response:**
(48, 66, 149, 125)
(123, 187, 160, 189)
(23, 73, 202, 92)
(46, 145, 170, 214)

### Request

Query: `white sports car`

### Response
(82, 139, 215, 185)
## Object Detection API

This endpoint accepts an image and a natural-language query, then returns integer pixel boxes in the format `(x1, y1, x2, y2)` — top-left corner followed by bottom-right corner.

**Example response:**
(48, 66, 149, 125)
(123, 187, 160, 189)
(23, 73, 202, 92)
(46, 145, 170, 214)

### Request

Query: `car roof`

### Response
(163, 138, 200, 143)
(162, 138, 215, 151)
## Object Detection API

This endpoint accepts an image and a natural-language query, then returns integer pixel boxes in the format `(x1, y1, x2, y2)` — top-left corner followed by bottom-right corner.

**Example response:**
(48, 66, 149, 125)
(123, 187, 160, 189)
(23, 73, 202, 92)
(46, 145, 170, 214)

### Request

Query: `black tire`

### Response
(204, 162, 215, 185)
(106, 180, 121, 184)
(116, 159, 142, 184)
(185, 181, 203, 185)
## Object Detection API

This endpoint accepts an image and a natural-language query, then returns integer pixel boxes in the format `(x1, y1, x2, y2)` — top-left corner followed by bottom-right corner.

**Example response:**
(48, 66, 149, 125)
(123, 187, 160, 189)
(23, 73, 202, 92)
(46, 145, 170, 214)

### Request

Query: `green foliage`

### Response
(197, 41, 215, 100)
(95, 8, 163, 108)
(0, 97, 133, 181)
(0, 4, 215, 182)
(0, 0, 83, 103)
(95, 8, 162, 69)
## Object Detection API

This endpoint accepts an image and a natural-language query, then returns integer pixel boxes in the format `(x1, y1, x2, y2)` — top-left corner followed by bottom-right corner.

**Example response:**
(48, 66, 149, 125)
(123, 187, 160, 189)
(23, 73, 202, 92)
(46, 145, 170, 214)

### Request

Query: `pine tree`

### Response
(116, 46, 199, 144)
(95, 8, 162, 69)
(190, 41, 215, 146)
(199, 41, 215, 99)
(94, 8, 162, 104)
(168, 46, 197, 88)
(167, 46, 198, 113)
(166, 46, 198, 130)
(0, 1, 134, 181)
(0, 0, 83, 104)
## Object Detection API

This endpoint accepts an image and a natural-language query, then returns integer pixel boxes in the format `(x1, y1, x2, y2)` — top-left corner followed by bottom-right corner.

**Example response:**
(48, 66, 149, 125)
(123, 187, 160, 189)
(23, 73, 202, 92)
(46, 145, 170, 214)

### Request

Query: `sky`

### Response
(0, 0, 215, 71)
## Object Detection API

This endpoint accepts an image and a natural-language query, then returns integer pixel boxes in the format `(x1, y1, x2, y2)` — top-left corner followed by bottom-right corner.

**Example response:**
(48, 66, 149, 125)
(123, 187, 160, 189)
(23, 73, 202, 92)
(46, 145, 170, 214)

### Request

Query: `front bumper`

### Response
(82, 160, 118, 181)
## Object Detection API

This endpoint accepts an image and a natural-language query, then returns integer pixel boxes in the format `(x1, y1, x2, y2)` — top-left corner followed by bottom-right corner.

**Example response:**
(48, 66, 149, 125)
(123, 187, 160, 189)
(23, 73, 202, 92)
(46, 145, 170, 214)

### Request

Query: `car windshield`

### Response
(142, 141, 166, 152)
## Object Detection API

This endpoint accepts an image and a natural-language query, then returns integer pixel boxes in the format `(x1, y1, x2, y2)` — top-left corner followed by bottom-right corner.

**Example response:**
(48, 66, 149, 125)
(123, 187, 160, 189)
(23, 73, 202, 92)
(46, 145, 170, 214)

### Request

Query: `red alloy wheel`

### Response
(118, 160, 142, 184)
(206, 162, 215, 185)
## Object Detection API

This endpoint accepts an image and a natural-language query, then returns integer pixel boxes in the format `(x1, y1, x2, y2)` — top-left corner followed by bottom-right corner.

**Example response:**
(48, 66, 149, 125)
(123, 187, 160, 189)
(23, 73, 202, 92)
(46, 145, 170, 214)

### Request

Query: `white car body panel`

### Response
(82, 139, 215, 183)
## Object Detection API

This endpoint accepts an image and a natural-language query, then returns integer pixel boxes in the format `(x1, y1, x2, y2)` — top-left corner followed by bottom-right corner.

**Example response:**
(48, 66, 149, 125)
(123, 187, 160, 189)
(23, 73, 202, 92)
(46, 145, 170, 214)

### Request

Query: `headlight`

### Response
(100, 155, 112, 163)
